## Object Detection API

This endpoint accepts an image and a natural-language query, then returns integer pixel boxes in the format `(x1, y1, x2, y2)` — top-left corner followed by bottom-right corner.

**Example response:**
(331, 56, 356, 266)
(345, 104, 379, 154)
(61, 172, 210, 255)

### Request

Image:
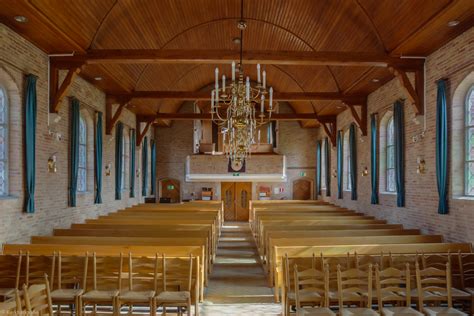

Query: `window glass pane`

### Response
(321, 142, 326, 189)
(387, 168, 396, 192)
(0, 126, 4, 160)
(387, 145, 395, 169)
(78, 168, 86, 192)
(0, 90, 4, 124)
(468, 89, 474, 126)
(466, 162, 474, 196)
(0, 161, 5, 195)
(467, 128, 474, 161)
(79, 144, 86, 168)
(387, 118, 394, 146)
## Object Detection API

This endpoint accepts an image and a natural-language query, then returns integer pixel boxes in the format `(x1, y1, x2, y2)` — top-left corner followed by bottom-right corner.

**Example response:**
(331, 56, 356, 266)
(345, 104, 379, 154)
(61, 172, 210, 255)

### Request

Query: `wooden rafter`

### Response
(107, 91, 367, 103)
(105, 96, 131, 135)
(345, 103, 368, 136)
(389, 66, 424, 115)
(50, 50, 424, 68)
(321, 117, 337, 147)
(136, 116, 154, 146)
(49, 62, 83, 113)
(147, 113, 337, 122)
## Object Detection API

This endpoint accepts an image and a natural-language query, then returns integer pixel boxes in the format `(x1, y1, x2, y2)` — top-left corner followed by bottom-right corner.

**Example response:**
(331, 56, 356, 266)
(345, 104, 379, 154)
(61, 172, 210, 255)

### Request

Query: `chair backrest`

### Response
(284, 253, 322, 293)
(162, 254, 193, 292)
(0, 253, 22, 291)
(375, 263, 411, 311)
(337, 264, 372, 309)
(355, 252, 384, 271)
(127, 253, 159, 292)
(26, 253, 55, 287)
(294, 263, 329, 308)
(421, 253, 450, 270)
(415, 261, 452, 308)
(88, 253, 122, 291)
(56, 252, 88, 291)
(459, 253, 474, 289)
(22, 274, 54, 315)
(0, 296, 19, 312)
(389, 252, 419, 271)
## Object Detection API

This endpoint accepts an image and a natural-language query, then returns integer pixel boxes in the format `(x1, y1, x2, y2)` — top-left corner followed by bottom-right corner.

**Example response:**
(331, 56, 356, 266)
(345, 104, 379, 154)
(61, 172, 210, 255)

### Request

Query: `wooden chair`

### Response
(117, 253, 159, 316)
(355, 253, 384, 271)
(155, 254, 193, 316)
(294, 263, 335, 316)
(25, 252, 56, 287)
(336, 264, 379, 316)
(51, 252, 88, 316)
(22, 274, 54, 315)
(375, 263, 422, 316)
(80, 253, 122, 316)
(0, 296, 19, 313)
(415, 261, 467, 316)
(420, 253, 471, 311)
(459, 253, 474, 315)
(0, 253, 22, 301)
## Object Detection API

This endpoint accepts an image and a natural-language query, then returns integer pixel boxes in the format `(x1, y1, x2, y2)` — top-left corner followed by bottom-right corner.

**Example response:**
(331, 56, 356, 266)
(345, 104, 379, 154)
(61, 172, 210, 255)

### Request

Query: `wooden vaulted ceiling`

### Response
(1, 0, 474, 128)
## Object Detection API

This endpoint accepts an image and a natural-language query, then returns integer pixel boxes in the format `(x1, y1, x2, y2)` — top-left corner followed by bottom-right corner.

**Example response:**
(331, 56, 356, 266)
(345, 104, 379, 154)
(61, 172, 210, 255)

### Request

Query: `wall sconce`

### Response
(361, 166, 369, 177)
(105, 163, 112, 176)
(417, 157, 426, 174)
(48, 153, 57, 173)
(332, 169, 337, 178)
(136, 168, 141, 178)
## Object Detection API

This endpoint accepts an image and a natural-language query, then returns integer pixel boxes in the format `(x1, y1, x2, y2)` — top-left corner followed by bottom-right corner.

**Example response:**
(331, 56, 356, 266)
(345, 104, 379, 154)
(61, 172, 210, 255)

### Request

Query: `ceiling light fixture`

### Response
(371, 78, 380, 83)
(232, 37, 241, 45)
(447, 20, 460, 27)
(94, 76, 103, 81)
(14, 15, 28, 23)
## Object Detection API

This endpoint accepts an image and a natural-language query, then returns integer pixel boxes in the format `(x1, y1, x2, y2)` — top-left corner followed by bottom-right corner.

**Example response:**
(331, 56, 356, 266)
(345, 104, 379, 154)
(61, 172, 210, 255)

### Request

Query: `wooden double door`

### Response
(221, 182, 252, 221)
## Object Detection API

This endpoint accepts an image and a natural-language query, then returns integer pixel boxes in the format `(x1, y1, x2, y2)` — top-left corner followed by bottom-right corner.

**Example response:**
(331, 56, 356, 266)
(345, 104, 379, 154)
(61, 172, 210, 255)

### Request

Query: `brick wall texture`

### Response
(0, 24, 154, 244)
(317, 27, 474, 245)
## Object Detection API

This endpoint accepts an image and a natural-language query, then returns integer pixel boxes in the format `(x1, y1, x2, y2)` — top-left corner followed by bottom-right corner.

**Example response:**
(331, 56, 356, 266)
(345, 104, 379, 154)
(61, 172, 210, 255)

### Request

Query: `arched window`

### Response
(321, 140, 326, 190)
(386, 116, 396, 192)
(77, 114, 87, 192)
(0, 87, 8, 196)
(343, 129, 351, 191)
(465, 86, 474, 196)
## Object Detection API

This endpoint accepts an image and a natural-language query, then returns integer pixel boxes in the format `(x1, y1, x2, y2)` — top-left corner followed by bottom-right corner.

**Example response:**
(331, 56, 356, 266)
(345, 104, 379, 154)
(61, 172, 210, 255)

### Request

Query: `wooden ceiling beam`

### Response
(136, 116, 154, 147)
(50, 50, 424, 68)
(105, 96, 131, 135)
(389, 67, 424, 115)
(49, 63, 84, 113)
(107, 91, 366, 103)
(146, 113, 337, 122)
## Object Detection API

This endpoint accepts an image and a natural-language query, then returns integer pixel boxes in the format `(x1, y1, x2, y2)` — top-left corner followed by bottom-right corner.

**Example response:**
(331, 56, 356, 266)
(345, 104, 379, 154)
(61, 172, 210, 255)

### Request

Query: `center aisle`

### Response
(201, 222, 282, 315)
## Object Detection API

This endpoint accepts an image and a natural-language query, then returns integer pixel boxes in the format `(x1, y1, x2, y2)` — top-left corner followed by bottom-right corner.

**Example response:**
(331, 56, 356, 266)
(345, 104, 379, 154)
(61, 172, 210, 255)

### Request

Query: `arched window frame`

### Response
(379, 111, 396, 194)
(343, 129, 352, 191)
(321, 140, 326, 190)
(77, 114, 87, 193)
(386, 116, 396, 192)
(465, 85, 474, 196)
(0, 86, 8, 196)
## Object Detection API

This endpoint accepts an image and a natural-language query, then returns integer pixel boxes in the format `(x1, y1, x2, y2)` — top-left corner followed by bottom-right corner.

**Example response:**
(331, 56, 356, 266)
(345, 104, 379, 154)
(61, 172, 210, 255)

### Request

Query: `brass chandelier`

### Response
(210, 0, 274, 165)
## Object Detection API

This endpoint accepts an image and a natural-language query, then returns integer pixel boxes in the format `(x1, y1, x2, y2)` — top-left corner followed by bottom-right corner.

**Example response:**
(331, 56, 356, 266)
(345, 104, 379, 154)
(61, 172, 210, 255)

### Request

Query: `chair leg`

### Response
(188, 300, 191, 316)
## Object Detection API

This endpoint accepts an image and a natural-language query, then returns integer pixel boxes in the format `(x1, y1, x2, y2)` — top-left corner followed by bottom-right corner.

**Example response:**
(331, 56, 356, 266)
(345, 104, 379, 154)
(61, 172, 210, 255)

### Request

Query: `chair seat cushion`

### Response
(296, 307, 336, 316)
(119, 290, 155, 302)
(340, 307, 379, 316)
(423, 307, 467, 316)
(82, 290, 119, 302)
(382, 307, 424, 316)
(156, 291, 190, 303)
(51, 288, 84, 300)
(288, 291, 323, 302)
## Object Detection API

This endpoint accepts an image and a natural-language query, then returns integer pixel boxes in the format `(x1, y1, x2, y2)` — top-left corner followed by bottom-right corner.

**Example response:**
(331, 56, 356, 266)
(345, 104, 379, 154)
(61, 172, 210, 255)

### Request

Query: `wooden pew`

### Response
(270, 242, 472, 302)
(2, 244, 205, 303)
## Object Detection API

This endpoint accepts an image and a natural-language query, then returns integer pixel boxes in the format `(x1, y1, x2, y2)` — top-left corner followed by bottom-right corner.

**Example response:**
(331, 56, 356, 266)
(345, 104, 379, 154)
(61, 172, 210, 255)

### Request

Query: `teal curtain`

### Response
(130, 129, 136, 198)
(349, 124, 357, 200)
(394, 100, 405, 207)
(436, 80, 448, 214)
(325, 137, 331, 196)
(94, 112, 103, 204)
(150, 139, 156, 195)
(115, 122, 123, 200)
(370, 114, 379, 204)
(24, 74, 37, 213)
(142, 137, 148, 197)
(316, 141, 321, 197)
(69, 98, 80, 207)
(337, 131, 343, 199)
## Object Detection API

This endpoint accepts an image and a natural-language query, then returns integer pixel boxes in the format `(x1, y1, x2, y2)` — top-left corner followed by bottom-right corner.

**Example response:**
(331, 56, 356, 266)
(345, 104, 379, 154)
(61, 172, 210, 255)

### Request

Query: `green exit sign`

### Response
(167, 185, 175, 190)
(299, 171, 306, 177)
(233, 173, 240, 176)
